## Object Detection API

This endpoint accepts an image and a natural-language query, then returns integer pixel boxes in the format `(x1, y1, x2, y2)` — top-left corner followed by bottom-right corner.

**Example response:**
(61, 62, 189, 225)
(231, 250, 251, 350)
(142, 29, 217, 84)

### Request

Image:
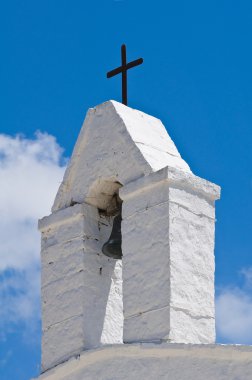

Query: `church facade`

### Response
(34, 101, 252, 380)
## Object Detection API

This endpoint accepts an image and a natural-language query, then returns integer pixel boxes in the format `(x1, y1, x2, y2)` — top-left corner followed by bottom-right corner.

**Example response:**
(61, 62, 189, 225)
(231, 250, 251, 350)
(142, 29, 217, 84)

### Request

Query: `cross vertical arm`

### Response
(121, 44, 127, 106)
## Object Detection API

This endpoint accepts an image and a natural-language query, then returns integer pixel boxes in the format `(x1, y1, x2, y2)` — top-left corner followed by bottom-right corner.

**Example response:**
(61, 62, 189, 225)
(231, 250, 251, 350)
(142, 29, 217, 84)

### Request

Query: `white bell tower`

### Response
(38, 100, 220, 373)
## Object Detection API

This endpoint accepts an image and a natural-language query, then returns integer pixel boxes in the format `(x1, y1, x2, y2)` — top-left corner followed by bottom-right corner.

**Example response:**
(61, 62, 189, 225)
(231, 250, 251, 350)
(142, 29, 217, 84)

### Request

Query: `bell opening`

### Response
(101, 193, 122, 260)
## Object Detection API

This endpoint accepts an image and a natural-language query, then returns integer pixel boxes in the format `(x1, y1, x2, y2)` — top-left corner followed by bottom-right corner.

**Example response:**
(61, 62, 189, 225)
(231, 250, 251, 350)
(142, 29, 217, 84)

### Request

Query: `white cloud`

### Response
(0, 268, 40, 339)
(240, 266, 252, 288)
(0, 132, 66, 337)
(216, 269, 252, 345)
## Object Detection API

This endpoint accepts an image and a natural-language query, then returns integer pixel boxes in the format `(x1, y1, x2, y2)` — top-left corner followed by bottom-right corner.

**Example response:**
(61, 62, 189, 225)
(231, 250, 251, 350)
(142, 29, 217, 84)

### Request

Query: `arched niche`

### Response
(82, 178, 123, 350)
(85, 177, 122, 211)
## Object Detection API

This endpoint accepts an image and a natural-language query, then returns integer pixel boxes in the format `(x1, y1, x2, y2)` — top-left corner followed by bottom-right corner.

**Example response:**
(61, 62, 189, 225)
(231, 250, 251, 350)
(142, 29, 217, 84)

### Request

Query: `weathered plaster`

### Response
(33, 343, 252, 380)
(37, 101, 223, 377)
(120, 166, 219, 344)
(39, 203, 123, 371)
(52, 100, 191, 212)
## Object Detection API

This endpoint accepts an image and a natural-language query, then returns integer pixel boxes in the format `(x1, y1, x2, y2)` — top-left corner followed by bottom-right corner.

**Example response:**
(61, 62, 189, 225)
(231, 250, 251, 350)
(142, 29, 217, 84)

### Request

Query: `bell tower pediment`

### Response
(52, 100, 191, 213)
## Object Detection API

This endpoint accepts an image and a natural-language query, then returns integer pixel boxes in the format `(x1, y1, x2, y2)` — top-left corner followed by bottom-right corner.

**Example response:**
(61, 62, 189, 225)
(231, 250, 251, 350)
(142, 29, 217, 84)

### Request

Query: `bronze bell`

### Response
(102, 213, 122, 259)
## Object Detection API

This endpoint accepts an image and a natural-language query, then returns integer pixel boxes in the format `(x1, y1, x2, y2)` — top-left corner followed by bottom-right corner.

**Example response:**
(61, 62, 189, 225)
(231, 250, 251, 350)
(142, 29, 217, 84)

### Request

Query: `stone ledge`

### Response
(33, 343, 252, 380)
(38, 203, 98, 231)
(120, 166, 221, 202)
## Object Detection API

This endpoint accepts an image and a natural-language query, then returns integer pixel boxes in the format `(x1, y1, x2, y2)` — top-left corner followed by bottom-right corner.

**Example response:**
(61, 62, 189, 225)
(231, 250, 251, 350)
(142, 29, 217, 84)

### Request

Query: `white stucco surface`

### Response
(52, 100, 191, 212)
(39, 203, 123, 371)
(120, 166, 219, 344)
(34, 343, 252, 380)
(36, 101, 225, 378)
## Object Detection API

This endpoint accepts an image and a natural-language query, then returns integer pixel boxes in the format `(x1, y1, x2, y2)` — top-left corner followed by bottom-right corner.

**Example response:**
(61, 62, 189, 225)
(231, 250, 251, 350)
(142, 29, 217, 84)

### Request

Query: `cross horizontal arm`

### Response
(107, 58, 144, 78)
(107, 66, 123, 78)
(126, 58, 143, 71)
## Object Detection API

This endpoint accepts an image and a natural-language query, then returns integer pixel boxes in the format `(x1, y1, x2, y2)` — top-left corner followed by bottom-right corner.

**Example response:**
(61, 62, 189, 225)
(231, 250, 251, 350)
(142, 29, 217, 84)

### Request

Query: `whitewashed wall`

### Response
(36, 101, 225, 379)
(39, 203, 123, 371)
(120, 166, 219, 344)
(34, 343, 252, 380)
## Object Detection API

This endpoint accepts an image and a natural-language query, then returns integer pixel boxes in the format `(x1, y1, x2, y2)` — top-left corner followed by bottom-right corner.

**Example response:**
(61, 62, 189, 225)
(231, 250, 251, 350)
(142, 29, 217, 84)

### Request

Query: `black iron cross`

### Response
(107, 44, 143, 106)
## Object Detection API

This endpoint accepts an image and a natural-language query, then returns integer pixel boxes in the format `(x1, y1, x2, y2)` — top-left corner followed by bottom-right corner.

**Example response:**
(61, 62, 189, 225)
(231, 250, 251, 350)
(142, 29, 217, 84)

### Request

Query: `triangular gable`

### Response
(52, 100, 191, 212)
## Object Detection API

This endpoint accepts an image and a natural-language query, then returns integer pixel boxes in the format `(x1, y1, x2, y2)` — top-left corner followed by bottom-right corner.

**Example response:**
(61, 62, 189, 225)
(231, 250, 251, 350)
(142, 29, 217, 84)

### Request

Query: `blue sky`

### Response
(0, 1, 252, 379)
